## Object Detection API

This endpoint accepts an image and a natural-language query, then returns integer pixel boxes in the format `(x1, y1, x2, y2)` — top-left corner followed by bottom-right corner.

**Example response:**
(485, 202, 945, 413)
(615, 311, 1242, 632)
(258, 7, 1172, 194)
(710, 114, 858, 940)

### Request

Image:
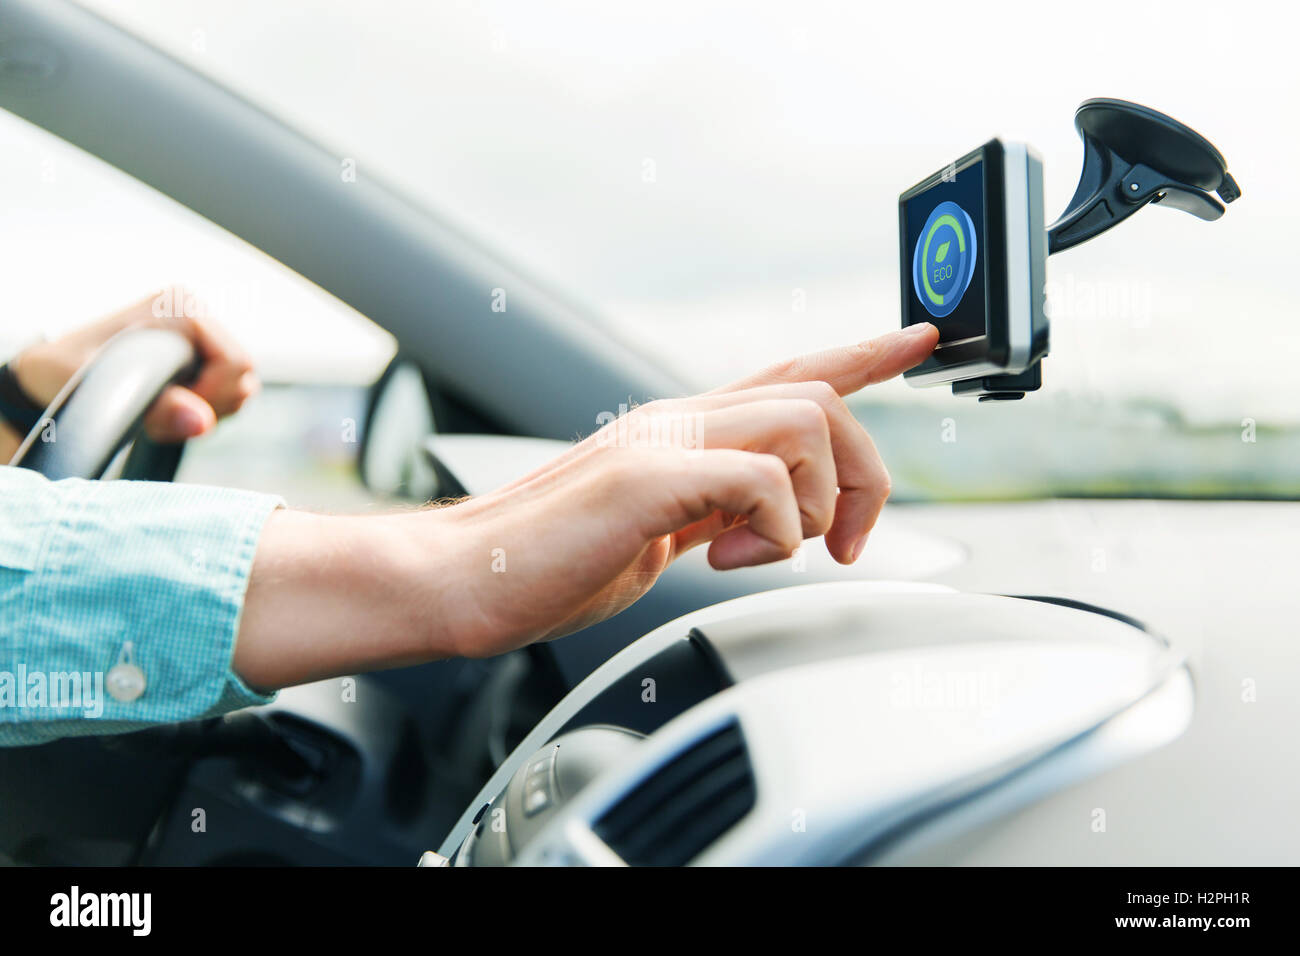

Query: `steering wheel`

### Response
(8, 327, 199, 482)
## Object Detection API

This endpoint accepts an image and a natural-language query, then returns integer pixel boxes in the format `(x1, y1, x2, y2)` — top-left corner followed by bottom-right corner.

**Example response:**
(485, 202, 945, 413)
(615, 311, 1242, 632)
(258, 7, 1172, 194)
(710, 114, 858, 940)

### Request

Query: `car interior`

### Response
(0, 0, 1295, 868)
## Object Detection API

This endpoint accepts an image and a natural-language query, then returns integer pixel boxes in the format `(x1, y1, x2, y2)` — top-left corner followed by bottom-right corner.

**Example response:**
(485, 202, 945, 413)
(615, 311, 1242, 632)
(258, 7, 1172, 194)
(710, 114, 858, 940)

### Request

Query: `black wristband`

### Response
(0, 361, 46, 435)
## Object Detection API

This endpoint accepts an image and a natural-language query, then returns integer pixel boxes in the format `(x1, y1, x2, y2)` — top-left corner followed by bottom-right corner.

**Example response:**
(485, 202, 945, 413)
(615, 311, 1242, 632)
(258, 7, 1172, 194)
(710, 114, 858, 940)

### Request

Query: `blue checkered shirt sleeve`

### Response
(0, 467, 283, 746)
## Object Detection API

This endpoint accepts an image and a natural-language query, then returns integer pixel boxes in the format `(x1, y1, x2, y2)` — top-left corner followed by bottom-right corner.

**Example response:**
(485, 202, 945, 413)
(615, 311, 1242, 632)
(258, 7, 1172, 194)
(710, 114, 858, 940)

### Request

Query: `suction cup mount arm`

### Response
(1047, 98, 1240, 255)
(965, 99, 1240, 401)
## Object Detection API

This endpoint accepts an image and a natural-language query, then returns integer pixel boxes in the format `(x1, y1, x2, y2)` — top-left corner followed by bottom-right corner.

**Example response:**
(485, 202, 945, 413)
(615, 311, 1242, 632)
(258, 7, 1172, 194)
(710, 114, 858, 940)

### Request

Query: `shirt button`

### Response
(106, 662, 147, 702)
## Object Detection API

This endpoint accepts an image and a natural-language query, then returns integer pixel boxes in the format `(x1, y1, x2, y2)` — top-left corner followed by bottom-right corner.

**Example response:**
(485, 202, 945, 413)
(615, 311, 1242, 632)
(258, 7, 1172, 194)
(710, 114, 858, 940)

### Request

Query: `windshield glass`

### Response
(76, 0, 1300, 499)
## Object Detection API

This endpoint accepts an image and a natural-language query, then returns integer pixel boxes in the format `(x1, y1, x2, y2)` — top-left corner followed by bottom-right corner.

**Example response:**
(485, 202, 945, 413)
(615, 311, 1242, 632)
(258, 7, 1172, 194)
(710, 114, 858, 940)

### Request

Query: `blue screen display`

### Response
(902, 159, 987, 343)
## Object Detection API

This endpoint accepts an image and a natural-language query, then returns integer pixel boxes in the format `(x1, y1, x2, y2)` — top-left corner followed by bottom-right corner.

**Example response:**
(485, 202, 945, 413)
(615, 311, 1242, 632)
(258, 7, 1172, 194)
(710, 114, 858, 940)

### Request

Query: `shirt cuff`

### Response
(0, 475, 284, 745)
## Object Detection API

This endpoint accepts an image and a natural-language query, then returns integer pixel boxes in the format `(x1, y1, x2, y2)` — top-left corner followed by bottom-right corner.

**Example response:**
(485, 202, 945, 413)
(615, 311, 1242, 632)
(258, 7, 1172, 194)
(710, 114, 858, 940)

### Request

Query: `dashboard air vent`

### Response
(593, 721, 755, 866)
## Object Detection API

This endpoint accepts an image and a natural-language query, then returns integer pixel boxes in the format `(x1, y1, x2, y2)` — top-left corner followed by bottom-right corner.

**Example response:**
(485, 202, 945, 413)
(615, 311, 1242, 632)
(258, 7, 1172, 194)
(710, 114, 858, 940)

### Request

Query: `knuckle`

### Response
(792, 407, 832, 454)
(753, 452, 791, 488)
(802, 379, 839, 407)
(849, 340, 879, 365)
(786, 397, 829, 432)
(878, 466, 893, 501)
(767, 356, 809, 383)
(802, 500, 834, 536)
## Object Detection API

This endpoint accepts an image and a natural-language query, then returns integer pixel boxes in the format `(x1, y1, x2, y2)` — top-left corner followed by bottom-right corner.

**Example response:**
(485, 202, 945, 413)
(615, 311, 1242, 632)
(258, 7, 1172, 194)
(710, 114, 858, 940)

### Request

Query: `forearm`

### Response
(232, 509, 464, 690)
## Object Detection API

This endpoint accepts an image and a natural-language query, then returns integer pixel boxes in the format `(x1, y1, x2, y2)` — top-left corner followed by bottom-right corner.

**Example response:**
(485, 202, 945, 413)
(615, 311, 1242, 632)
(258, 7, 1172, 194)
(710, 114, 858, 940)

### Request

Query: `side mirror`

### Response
(358, 356, 441, 500)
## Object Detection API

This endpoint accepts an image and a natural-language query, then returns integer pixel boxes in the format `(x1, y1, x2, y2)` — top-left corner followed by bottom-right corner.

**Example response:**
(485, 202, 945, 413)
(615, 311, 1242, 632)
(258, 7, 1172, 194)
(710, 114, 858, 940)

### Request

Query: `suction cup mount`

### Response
(967, 98, 1240, 401)
(1047, 97, 1240, 255)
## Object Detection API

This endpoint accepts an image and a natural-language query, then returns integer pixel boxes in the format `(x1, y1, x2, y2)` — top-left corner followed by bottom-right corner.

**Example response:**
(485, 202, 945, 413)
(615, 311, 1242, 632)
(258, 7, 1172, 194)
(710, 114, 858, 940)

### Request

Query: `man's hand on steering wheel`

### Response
(8, 288, 259, 445)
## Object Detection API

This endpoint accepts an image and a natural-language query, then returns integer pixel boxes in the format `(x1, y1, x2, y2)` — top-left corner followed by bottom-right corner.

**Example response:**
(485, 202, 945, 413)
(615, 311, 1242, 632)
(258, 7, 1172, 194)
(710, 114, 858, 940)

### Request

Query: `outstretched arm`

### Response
(233, 323, 939, 689)
(1, 323, 934, 744)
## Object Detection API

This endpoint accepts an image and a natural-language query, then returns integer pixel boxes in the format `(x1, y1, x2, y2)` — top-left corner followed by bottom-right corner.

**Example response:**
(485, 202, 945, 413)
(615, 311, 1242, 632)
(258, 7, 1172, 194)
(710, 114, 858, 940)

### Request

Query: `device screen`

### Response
(901, 158, 987, 344)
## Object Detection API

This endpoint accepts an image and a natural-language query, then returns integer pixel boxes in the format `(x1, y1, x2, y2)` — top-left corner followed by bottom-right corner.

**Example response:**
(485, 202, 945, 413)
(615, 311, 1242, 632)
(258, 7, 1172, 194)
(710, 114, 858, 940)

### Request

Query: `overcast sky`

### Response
(3, 0, 1294, 423)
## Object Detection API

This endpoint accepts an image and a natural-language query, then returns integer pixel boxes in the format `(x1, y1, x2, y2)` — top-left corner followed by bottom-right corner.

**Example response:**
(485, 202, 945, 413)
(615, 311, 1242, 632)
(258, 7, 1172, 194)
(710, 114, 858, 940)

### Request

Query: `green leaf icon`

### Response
(935, 240, 950, 263)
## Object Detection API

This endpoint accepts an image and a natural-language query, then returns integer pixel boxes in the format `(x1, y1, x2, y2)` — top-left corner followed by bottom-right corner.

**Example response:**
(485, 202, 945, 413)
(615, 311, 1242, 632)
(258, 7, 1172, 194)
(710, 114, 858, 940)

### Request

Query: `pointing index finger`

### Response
(712, 322, 939, 399)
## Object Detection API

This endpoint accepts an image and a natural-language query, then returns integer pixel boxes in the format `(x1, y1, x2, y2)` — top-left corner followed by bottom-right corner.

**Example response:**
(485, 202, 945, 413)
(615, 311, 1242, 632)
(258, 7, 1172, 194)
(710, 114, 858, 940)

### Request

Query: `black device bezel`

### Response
(900, 139, 1011, 380)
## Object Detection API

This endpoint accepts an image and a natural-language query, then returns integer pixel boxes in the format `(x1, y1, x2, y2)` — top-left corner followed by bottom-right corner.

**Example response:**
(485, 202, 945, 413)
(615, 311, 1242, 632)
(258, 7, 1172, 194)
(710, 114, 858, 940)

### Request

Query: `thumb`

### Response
(143, 385, 218, 443)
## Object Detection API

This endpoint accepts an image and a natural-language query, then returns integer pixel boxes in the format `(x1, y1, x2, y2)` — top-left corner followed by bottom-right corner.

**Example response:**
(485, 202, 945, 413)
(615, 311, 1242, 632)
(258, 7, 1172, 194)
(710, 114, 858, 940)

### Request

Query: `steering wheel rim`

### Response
(8, 327, 199, 482)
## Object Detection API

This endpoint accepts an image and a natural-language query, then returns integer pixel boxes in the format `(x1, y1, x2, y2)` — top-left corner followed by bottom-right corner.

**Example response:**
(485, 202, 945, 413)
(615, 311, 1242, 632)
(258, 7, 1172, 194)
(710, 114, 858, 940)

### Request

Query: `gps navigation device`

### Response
(900, 98, 1241, 400)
